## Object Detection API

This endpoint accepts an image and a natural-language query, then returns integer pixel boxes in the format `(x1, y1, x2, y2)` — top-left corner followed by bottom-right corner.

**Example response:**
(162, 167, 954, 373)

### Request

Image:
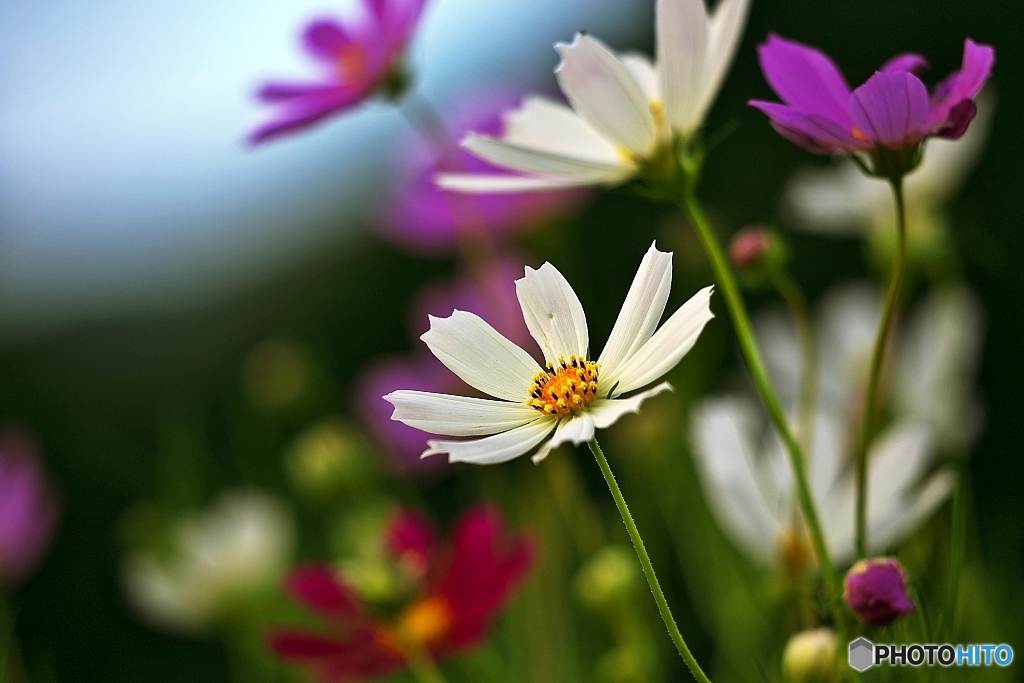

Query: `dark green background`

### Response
(1, 0, 1020, 680)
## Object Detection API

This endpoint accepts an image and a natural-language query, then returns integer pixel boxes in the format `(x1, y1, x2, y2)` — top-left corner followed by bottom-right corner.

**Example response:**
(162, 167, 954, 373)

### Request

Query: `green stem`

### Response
(0, 596, 26, 683)
(397, 635, 450, 683)
(678, 190, 843, 614)
(587, 437, 712, 683)
(854, 178, 906, 559)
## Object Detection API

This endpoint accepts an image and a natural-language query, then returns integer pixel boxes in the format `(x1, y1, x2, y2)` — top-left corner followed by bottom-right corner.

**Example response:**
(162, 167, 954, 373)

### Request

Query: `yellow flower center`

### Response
(375, 595, 455, 653)
(526, 355, 600, 418)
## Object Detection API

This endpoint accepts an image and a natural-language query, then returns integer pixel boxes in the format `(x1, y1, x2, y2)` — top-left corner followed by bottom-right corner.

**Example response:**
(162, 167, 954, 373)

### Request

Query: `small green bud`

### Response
(575, 545, 640, 609)
(286, 419, 375, 497)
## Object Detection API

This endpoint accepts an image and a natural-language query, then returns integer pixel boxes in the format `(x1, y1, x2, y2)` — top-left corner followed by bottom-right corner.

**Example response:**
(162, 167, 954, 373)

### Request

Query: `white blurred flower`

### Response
(436, 0, 750, 193)
(783, 91, 994, 237)
(690, 283, 983, 567)
(385, 243, 714, 464)
(123, 489, 295, 634)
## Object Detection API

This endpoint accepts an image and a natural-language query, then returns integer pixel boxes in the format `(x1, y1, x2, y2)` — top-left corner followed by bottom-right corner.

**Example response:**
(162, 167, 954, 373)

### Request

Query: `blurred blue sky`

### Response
(0, 0, 649, 336)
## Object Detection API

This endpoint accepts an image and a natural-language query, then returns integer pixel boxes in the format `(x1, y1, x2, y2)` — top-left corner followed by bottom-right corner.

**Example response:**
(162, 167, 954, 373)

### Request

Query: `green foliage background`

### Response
(1, 0, 1021, 681)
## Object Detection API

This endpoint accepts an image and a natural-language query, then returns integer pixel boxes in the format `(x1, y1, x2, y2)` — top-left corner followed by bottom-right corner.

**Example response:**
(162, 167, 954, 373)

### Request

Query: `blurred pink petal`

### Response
(250, 0, 428, 144)
(0, 429, 59, 584)
(383, 91, 588, 253)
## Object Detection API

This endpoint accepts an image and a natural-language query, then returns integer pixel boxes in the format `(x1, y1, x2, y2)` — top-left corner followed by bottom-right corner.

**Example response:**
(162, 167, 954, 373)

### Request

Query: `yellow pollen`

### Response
(851, 127, 869, 142)
(526, 355, 600, 418)
(650, 99, 667, 133)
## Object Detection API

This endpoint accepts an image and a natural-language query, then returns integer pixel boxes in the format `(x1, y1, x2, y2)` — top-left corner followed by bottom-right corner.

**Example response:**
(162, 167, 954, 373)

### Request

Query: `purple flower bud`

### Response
(843, 557, 915, 627)
(0, 429, 59, 585)
(728, 225, 773, 269)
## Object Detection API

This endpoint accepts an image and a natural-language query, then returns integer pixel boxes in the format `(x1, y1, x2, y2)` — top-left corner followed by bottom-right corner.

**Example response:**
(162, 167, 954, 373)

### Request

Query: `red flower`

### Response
(268, 505, 535, 681)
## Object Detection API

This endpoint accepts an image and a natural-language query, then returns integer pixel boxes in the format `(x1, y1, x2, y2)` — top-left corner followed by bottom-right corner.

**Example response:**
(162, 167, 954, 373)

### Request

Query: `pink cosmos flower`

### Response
(268, 506, 535, 682)
(0, 429, 59, 585)
(356, 259, 533, 472)
(382, 91, 587, 253)
(750, 35, 994, 155)
(250, 0, 428, 144)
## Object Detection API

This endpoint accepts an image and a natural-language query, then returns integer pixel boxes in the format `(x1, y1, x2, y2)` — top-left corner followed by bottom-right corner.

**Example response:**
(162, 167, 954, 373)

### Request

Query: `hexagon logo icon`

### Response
(849, 637, 874, 672)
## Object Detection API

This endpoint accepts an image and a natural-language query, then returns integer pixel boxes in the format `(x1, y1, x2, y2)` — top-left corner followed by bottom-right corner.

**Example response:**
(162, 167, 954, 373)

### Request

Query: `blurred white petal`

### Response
(555, 34, 657, 155)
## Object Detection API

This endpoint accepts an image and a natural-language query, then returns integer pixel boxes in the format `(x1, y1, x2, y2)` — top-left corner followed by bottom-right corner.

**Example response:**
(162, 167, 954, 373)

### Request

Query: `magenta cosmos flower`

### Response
(356, 259, 534, 472)
(269, 506, 535, 682)
(0, 429, 60, 585)
(843, 557, 915, 627)
(250, 0, 428, 144)
(750, 35, 994, 162)
(383, 91, 587, 253)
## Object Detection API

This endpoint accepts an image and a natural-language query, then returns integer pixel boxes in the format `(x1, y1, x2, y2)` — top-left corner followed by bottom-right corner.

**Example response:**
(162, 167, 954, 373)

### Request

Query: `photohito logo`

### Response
(848, 637, 1014, 672)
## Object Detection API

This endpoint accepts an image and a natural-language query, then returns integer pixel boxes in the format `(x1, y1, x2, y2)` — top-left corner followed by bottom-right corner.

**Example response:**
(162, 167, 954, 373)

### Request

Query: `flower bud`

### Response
(574, 545, 640, 610)
(285, 419, 375, 498)
(728, 225, 773, 269)
(782, 628, 837, 683)
(843, 557, 915, 627)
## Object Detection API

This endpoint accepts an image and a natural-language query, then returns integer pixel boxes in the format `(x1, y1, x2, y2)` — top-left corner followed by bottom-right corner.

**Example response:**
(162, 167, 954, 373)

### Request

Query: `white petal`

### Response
(606, 285, 714, 395)
(461, 134, 632, 181)
(782, 162, 887, 235)
(598, 242, 673, 383)
(754, 308, 802, 411)
(502, 96, 624, 164)
(421, 310, 541, 402)
(872, 469, 956, 553)
(821, 421, 942, 564)
(555, 34, 657, 155)
(385, 390, 540, 436)
(690, 0, 750, 127)
(423, 417, 557, 465)
(690, 396, 783, 563)
(894, 286, 984, 452)
(532, 413, 595, 463)
(656, 0, 708, 134)
(587, 382, 673, 429)
(620, 53, 660, 103)
(906, 89, 994, 203)
(516, 263, 589, 364)
(436, 173, 603, 193)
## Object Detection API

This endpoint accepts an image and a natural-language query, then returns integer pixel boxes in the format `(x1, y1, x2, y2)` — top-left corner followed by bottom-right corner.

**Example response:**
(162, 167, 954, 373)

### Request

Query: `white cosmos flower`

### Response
(435, 0, 750, 194)
(122, 489, 295, 634)
(691, 283, 981, 567)
(385, 243, 715, 464)
(783, 90, 994, 237)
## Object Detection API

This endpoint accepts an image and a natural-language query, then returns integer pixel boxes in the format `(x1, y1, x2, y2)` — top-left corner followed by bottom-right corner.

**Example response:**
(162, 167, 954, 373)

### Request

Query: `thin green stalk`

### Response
(678, 190, 843, 614)
(587, 437, 712, 683)
(854, 178, 906, 559)
(397, 635, 450, 683)
(0, 596, 26, 683)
